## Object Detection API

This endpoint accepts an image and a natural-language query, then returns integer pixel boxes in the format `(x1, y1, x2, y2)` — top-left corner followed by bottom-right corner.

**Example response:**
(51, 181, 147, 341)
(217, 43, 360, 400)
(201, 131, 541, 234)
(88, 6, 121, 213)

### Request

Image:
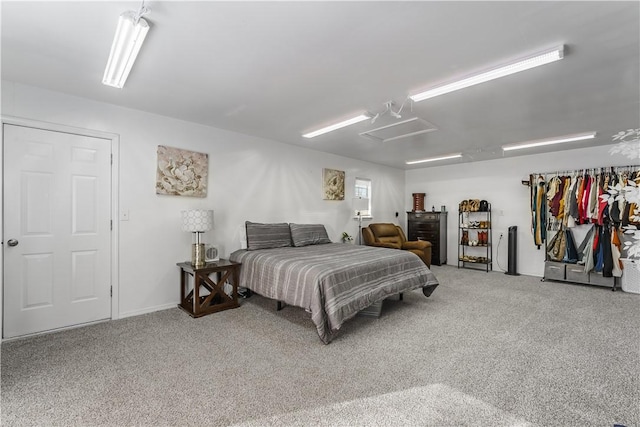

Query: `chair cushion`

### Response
(376, 236, 402, 248)
(403, 240, 432, 250)
(369, 223, 402, 248)
(369, 223, 400, 237)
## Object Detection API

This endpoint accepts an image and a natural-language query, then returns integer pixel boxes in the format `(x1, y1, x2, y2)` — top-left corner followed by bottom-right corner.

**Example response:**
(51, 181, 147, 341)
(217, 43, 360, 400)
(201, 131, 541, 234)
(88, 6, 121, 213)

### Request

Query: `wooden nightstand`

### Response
(177, 259, 241, 317)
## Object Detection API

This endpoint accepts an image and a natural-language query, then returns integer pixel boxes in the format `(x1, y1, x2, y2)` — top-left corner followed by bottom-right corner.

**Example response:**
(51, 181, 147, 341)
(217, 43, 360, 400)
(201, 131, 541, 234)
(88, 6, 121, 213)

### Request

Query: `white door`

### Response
(3, 124, 112, 338)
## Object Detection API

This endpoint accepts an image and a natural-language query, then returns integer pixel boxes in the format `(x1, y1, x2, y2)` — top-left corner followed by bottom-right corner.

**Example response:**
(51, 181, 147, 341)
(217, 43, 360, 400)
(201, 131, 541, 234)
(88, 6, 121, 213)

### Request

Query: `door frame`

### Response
(1, 116, 121, 340)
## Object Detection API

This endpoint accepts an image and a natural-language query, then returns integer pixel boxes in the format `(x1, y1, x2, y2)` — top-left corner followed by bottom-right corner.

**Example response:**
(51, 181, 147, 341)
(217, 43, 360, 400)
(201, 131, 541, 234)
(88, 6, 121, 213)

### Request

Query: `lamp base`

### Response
(191, 243, 205, 267)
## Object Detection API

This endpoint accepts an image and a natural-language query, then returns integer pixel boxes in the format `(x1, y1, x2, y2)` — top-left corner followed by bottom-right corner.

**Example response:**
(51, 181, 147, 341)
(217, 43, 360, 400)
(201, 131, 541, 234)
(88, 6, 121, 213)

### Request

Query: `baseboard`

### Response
(119, 303, 177, 319)
(2, 304, 177, 342)
(1, 318, 110, 343)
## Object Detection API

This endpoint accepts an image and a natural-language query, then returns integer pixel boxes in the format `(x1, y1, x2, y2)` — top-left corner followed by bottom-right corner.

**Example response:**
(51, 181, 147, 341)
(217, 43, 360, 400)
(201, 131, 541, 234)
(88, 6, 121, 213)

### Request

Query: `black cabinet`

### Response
(407, 211, 447, 266)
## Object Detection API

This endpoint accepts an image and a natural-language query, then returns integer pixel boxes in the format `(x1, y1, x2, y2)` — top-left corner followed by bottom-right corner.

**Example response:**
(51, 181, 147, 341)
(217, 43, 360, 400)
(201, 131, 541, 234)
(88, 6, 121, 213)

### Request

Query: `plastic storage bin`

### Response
(621, 259, 640, 294)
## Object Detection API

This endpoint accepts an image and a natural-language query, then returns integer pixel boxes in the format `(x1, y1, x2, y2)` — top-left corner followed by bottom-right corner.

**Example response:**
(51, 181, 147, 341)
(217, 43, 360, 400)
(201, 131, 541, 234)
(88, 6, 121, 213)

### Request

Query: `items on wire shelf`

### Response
(458, 199, 492, 272)
(528, 165, 640, 289)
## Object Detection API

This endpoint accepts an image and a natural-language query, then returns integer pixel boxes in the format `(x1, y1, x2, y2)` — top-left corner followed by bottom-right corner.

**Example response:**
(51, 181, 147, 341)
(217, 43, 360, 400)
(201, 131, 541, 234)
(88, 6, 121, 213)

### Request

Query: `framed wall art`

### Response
(322, 168, 345, 200)
(156, 145, 208, 197)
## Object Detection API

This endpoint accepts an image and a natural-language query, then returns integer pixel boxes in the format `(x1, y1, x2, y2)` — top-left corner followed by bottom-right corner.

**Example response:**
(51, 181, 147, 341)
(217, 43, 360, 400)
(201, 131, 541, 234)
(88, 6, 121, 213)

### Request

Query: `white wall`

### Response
(4, 81, 632, 328)
(406, 147, 634, 277)
(1, 82, 406, 320)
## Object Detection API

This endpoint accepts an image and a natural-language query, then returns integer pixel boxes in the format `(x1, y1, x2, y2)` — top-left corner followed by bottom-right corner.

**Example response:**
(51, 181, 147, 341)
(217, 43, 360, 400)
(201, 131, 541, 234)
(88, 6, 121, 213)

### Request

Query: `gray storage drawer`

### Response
(357, 300, 383, 317)
(543, 261, 617, 290)
(566, 265, 589, 284)
(589, 272, 616, 288)
(544, 261, 566, 281)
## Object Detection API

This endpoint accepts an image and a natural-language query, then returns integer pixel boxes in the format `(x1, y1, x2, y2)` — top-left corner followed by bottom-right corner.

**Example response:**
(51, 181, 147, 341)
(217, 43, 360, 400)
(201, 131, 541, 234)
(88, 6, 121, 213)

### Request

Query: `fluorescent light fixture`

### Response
(103, 11, 150, 88)
(406, 153, 462, 165)
(302, 114, 370, 138)
(502, 132, 596, 151)
(410, 45, 564, 102)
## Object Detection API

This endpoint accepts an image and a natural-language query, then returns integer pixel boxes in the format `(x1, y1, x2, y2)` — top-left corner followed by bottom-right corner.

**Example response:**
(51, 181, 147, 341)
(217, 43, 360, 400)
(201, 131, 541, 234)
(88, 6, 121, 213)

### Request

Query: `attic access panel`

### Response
(359, 117, 438, 142)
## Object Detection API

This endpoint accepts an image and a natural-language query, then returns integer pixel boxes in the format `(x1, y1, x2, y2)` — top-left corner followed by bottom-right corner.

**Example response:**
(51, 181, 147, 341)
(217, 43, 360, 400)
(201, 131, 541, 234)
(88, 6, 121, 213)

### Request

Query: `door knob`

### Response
(7, 239, 18, 247)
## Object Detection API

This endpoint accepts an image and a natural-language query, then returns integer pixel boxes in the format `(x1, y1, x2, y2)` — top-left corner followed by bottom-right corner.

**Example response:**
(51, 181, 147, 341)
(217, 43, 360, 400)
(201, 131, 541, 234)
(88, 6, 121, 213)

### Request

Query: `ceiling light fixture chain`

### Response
(134, 0, 150, 24)
(370, 97, 414, 124)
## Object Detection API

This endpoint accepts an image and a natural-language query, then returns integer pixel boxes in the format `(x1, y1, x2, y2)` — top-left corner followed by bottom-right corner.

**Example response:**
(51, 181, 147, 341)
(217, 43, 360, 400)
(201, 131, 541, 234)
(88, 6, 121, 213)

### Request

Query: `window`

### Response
(355, 178, 372, 216)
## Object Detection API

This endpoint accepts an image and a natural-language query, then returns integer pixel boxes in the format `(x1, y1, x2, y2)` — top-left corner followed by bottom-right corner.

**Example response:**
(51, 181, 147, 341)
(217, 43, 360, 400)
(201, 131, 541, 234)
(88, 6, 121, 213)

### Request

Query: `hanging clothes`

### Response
(602, 224, 613, 277)
(594, 225, 605, 273)
(609, 171, 621, 224)
(611, 226, 623, 277)
(547, 226, 567, 262)
(618, 172, 629, 223)
(627, 171, 640, 225)
(579, 225, 596, 274)
(589, 173, 600, 222)
(580, 174, 592, 224)
(576, 225, 596, 264)
(597, 180, 608, 225)
(568, 175, 580, 222)
(548, 175, 564, 218)
(530, 174, 537, 244)
(530, 174, 546, 248)
(558, 176, 571, 222)
(563, 228, 579, 264)
(576, 173, 585, 222)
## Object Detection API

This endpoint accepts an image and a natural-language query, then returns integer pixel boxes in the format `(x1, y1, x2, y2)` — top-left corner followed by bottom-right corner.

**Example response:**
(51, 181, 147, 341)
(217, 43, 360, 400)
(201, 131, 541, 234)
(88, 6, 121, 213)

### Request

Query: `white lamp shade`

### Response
(353, 197, 369, 212)
(181, 210, 213, 232)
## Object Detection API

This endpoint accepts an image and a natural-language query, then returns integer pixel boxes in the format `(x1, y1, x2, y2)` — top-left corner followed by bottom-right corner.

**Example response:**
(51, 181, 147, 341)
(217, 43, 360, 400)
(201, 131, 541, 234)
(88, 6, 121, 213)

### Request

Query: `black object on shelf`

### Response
(506, 225, 519, 276)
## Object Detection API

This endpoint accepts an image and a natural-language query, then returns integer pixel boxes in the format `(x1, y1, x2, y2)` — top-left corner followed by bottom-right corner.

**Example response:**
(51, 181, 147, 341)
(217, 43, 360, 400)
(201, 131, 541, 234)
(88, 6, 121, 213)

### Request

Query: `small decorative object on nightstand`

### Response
(181, 209, 213, 267)
(177, 259, 241, 317)
(204, 244, 219, 262)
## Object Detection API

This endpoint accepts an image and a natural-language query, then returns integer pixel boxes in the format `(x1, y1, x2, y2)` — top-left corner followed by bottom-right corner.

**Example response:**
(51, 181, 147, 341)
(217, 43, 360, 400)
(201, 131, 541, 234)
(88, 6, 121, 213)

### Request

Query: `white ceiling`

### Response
(2, 1, 639, 169)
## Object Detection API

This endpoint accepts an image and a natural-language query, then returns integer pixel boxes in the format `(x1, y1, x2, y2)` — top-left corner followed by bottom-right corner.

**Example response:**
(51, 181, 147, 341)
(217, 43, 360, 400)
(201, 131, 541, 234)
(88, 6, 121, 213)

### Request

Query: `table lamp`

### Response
(181, 209, 214, 267)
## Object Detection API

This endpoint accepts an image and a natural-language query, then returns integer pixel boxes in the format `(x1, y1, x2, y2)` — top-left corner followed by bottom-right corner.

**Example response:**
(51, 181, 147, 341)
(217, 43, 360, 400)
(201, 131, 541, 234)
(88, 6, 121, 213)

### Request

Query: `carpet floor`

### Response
(2, 265, 639, 426)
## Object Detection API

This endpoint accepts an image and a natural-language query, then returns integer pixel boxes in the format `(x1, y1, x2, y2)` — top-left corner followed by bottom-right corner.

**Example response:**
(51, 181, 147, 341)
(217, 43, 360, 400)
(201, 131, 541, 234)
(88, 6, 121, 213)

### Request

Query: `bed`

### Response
(229, 222, 439, 344)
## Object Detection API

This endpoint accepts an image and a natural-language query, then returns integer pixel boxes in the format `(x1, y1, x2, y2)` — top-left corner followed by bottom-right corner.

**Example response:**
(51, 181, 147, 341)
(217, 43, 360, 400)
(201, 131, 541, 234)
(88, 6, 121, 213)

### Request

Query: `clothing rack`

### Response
(523, 165, 639, 185)
(527, 164, 640, 290)
(528, 165, 639, 232)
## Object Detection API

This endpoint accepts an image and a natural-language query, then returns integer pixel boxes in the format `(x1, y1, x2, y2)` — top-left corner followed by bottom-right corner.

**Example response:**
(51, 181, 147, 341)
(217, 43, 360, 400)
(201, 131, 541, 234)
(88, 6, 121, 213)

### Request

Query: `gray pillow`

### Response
(290, 223, 332, 247)
(245, 221, 292, 250)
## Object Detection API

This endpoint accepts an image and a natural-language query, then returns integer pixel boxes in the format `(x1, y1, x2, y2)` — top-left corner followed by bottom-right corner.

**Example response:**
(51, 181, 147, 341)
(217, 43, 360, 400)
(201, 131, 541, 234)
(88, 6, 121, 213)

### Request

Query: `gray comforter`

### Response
(229, 243, 439, 343)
